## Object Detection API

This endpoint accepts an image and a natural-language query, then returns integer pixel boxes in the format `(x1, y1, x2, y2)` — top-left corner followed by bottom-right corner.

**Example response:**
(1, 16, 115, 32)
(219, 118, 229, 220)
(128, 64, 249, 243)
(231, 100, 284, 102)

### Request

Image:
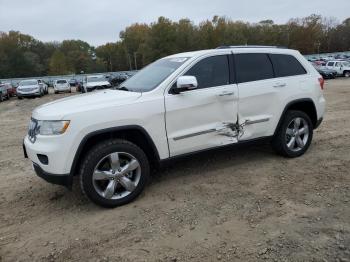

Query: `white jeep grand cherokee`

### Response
(23, 46, 326, 207)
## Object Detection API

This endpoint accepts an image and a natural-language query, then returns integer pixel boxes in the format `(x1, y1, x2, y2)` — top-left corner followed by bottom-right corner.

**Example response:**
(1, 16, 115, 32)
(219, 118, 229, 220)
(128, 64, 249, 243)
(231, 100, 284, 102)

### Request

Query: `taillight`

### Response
(318, 77, 324, 90)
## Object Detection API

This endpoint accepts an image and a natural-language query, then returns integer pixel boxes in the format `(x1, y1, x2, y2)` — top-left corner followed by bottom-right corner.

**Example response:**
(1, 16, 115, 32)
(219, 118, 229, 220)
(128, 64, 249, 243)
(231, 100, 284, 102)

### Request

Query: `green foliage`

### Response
(0, 14, 350, 78)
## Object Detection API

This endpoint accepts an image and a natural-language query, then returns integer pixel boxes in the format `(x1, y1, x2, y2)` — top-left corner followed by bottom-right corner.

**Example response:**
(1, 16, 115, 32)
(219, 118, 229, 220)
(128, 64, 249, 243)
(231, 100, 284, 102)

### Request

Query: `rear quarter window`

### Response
(269, 54, 307, 77)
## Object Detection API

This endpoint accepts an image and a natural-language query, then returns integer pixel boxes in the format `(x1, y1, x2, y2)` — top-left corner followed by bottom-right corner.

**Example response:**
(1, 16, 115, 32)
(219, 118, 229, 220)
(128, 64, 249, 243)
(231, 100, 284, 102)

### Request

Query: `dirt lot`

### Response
(0, 80, 350, 262)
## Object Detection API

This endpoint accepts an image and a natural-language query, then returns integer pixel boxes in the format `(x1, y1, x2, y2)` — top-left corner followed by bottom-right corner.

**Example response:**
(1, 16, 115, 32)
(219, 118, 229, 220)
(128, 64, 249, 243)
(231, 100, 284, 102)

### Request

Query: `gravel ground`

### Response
(0, 80, 350, 262)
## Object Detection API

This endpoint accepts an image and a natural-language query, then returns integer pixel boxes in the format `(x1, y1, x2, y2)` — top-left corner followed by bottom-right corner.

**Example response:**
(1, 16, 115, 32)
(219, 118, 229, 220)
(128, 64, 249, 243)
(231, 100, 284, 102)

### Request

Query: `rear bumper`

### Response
(314, 117, 323, 129)
(33, 163, 72, 188)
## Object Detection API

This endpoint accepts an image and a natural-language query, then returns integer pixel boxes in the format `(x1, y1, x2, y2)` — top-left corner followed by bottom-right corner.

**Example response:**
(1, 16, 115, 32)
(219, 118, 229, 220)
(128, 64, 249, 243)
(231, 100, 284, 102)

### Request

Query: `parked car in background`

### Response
(83, 75, 111, 92)
(4, 83, 17, 97)
(17, 79, 46, 99)
(0, 83, 10, 102)
(69, 79, 78, 87)
(316, 68, 336, 79)
(76, 81, 84, 93)
(325, 60, 350, 77)
(54, 79, 71, 94)
(109, 74, 129, 87)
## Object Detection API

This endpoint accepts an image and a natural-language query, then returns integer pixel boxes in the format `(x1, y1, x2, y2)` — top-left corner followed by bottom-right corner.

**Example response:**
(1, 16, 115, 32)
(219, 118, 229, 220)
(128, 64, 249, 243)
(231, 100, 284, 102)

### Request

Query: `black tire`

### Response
(17, 96, 23, 100)
(271, 110, 313, 158)
(0, 93, 3, 102)
(80, 139, 150, 208)
(344, 71, 350, 78)
(54, 91, 58, 94)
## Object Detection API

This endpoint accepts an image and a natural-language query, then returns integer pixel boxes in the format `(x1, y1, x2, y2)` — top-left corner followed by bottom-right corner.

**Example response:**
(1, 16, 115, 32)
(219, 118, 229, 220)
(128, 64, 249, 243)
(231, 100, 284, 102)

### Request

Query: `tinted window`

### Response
(235, 53, 274, 83)
(328, 62, 334, 66)
(270, 54, 307, 77)
(185, 55, 229, 89)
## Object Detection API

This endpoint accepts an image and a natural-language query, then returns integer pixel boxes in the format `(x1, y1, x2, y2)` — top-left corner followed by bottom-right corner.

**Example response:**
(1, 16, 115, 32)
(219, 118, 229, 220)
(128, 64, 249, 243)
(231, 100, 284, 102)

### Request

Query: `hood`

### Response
(86, 81, 110, 87)
(32, 89, 142, 120)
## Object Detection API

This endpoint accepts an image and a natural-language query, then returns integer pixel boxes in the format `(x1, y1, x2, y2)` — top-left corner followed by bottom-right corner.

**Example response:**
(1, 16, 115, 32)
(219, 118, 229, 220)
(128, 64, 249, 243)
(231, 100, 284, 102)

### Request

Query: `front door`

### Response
(165, 54, 238, 157)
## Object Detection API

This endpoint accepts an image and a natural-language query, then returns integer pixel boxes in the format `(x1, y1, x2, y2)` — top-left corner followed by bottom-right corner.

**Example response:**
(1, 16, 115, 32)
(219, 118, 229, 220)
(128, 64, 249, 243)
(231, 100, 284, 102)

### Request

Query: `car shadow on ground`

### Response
(30, 140, 277, 211)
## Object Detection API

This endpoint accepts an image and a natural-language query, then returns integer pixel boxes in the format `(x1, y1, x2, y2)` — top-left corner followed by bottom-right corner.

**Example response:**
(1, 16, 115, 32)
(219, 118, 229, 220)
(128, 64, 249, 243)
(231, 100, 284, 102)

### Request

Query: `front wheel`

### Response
(344, 71, 350, 78)
(80, 139, 150, 208)
(271, 110, 313, 158)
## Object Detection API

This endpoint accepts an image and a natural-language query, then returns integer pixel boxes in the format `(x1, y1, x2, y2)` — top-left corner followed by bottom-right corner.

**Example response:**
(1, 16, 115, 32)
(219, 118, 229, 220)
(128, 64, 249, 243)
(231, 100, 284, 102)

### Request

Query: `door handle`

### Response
(273, 83, 286, 88)
(218, 91, 234, 96)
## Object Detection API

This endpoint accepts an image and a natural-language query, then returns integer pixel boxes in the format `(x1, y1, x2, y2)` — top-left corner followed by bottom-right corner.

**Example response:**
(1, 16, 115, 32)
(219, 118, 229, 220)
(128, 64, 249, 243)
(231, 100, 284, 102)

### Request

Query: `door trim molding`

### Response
(173, 128, 217, 141)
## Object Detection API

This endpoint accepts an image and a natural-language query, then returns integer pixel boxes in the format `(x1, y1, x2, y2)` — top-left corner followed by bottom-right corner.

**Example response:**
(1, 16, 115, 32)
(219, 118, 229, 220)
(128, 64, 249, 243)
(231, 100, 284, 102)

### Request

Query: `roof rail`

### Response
(216, 45, 287, 49)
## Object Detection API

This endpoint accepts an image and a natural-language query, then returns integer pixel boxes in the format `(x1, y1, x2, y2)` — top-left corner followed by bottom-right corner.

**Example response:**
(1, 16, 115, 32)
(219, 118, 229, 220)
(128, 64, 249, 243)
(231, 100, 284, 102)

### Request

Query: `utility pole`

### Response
(316, 41, 321, 59)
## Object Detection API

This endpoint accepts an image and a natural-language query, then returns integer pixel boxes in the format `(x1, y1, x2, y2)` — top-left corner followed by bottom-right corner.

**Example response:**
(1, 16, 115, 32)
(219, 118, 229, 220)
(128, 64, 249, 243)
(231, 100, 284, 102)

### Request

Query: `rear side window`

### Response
(270, 54, 307, 77)
(328, 62, 334, 66)
(235, 53, 274, 83)
(185, 55, 230, 89)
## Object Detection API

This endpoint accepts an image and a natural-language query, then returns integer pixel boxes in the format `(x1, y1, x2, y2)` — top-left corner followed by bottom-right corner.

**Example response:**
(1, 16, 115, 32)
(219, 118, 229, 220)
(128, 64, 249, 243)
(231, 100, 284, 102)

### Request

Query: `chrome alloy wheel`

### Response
(285, 117, 309, 152)
(92, 152, 141, 200)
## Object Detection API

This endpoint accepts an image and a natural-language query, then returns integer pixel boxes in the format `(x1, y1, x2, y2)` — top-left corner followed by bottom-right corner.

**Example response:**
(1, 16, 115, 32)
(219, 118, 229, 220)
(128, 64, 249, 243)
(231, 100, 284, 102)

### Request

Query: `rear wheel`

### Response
(80, 139, 150, 208)
(0, 93, 3, 102)
(271, 110, 313, 158)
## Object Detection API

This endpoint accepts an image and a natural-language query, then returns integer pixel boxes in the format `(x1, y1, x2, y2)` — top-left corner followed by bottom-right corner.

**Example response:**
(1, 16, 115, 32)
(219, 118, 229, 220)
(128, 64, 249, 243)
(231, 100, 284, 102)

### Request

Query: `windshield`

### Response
(19, 80, 37, 86)
(120, 57, 189, 92)
(56, 80, 67, 84)
(87, 76, 106, 83)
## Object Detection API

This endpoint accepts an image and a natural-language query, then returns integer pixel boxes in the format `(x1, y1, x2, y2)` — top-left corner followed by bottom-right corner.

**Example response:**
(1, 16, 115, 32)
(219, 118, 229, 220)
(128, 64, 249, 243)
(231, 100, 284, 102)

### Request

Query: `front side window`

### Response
(235, 53, 274, 83)
(184, 55, 230, 89)
(328, 62, 334, 66)
(270, 54, 306, 77)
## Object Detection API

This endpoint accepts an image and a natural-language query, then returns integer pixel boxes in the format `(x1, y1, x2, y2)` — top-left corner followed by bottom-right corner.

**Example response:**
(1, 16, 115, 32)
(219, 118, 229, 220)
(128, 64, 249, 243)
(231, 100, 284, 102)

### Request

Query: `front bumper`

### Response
(33, 162, 72, 187)
(23, 141, 72, 187)
(17, 91, 40, 97)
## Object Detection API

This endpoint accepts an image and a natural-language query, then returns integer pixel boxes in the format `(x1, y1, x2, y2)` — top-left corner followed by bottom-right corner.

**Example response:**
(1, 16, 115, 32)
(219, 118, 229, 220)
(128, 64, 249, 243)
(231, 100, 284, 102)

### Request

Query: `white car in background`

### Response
(83, 75, 111, 92)
(17, 79, 46, 99)
(54, 79, 71, 94)
(325, 60, 350, 77)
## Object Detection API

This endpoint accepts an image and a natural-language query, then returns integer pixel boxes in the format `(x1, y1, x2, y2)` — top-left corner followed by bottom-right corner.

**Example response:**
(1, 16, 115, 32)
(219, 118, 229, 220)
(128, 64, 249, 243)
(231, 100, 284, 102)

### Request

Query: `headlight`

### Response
(36, 120, 70, 135)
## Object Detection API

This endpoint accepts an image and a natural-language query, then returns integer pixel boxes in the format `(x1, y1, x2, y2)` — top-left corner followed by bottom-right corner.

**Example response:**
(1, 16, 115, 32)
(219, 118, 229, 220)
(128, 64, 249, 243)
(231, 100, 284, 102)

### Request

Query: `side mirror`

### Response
(173, 76, 198, 94)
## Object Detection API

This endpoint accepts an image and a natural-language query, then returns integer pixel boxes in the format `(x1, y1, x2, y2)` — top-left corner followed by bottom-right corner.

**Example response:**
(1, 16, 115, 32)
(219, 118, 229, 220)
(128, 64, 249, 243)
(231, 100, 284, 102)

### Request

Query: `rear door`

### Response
(165, 54, 238, 156)
(235, 52, 307, 140)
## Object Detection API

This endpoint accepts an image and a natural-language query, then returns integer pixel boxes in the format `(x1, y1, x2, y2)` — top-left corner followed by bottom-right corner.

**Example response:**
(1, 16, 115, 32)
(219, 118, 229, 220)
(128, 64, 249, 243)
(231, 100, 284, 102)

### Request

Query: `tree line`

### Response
(0, 14, 349, 79)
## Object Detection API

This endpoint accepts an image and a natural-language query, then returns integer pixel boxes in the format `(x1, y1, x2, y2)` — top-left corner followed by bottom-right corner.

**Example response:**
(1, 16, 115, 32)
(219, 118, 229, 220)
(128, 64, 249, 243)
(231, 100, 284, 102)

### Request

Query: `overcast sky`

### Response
(0, 0, 349, 46)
